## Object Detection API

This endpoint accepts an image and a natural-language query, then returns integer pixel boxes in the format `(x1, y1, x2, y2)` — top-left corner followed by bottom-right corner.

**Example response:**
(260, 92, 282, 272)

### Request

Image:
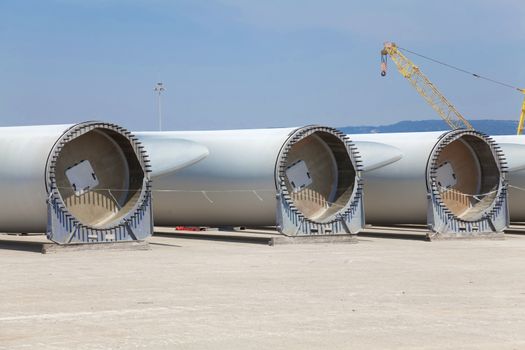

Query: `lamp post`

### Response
(154, 82, 165, 131)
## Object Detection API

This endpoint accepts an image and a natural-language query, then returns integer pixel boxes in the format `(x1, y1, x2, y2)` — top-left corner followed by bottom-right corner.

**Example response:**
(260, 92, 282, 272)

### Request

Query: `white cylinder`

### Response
(350, 130, 506, 226)
(0, 124, 68, 231)
(491, 135, 525, 222)
(137, 126, 362, 231)
(0, 122, 152, 243)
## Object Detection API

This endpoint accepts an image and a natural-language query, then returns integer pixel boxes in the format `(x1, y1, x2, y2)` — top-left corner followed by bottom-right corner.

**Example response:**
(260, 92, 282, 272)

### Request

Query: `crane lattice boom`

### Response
(381, 42, 473, 130)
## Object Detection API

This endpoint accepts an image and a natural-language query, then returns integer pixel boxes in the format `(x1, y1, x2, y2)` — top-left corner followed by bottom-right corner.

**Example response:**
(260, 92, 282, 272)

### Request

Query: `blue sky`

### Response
(1, 0, 524, 130)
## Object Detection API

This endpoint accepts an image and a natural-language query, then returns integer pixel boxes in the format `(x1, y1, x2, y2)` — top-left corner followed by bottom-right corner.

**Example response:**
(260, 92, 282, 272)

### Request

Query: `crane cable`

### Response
(397, 46, 524, 93)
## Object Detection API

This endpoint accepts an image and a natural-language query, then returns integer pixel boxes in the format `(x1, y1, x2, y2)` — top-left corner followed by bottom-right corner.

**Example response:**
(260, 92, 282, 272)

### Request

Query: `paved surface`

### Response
(1, 231, 525, 349)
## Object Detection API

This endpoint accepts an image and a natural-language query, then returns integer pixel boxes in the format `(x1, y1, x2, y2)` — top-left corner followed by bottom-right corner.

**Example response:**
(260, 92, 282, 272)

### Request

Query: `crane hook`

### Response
(380, 53, 387, 77)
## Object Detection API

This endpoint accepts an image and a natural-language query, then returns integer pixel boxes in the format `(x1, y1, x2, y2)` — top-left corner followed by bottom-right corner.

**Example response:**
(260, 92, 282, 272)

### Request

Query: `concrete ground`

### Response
(1, 231, 525, 349)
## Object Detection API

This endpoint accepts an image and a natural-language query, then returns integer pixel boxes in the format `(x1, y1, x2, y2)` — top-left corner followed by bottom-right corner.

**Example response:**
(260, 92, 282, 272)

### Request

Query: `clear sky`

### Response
(1, 0, 524, 130)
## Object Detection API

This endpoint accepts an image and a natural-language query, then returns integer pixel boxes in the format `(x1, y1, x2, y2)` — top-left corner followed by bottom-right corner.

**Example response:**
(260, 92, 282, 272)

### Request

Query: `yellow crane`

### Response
(516, 92, 525, 135)
(380, 41, 474, 130)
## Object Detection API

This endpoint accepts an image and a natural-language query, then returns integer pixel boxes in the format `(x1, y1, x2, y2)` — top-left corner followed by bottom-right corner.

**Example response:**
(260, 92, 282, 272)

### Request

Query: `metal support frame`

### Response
(45, 122, 153, 244)
(275, 126, 365, 236)
(426, 130, 509, 238)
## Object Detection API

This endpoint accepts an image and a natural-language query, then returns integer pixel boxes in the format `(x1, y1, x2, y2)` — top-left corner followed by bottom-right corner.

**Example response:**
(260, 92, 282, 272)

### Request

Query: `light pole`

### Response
(154, 82, 165, 131)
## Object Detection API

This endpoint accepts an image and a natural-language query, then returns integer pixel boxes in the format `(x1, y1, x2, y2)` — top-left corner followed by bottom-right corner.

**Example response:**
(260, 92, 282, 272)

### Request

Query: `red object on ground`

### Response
(175, 226, 200, 231)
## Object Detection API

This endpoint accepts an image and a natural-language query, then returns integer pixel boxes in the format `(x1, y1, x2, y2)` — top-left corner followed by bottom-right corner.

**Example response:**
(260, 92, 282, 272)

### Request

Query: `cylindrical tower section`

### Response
(0, 122, 152, 244)
(351, 130, 507, 237)
(137, 126, 364, 236)
(492, 135, 525, 222)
